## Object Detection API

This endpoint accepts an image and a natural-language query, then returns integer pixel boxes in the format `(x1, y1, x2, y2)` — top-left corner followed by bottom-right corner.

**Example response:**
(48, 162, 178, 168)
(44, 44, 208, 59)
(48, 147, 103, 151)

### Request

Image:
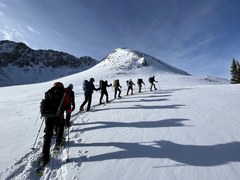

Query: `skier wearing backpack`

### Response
(137, 78, 145, 93)
(99, 80, 112, 104)
(80, 78, 100, 111)
(64, 84, 75, 128)
(126, 79, 135, 95)
(113, 79, 122, 99)
(39, 82, 66, 165)
(149, 76, 158, 91)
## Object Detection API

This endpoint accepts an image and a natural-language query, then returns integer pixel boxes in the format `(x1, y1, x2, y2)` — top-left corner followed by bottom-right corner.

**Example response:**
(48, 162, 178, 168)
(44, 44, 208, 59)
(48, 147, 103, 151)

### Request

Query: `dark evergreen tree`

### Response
(236, 60, 240, 83)
(231, 58, 238, 84)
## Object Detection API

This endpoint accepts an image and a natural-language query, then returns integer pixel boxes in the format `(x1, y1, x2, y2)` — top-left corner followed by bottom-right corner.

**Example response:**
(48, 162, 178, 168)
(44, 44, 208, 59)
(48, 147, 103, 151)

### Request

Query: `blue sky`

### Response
(0, 0, 240, 78)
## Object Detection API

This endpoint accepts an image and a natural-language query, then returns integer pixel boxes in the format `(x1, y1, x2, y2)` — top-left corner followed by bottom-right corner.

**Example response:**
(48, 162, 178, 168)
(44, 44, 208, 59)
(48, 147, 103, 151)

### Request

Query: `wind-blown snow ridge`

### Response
(97, 48, 190, 75)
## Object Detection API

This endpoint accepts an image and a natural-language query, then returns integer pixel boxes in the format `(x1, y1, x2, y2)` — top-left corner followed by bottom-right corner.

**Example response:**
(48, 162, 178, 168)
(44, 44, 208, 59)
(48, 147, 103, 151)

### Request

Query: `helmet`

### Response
(54, 82, 64, 88)
(68, 84, 73, 89)
(90, 78, 95, 82)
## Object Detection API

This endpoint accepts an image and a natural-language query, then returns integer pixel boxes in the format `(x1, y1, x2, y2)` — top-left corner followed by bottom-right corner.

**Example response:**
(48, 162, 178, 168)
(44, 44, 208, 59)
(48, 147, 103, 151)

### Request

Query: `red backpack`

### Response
(63, 88, 72, 105)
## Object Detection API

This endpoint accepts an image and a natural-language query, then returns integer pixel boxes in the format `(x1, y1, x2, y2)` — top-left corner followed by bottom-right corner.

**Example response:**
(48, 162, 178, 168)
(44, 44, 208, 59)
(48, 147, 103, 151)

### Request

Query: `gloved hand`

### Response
(71, 103, 75, 111)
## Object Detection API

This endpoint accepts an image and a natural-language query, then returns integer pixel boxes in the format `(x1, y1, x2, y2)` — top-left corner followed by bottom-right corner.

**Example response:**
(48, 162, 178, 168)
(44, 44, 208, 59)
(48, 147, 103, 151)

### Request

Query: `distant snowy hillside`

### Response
(0, 40, 98, 87)
(94, 48, 190, 77)
(61, 48, 229, 87)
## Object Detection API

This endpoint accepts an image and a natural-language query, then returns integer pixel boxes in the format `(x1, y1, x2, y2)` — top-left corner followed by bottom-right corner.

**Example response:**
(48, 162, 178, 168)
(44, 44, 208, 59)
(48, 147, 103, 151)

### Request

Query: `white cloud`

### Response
(26, 26, 41, 35)
(0, 27, 27, 44)
(0, 11, 4, 16)
(13, 29, 25, 39)
(0, 3, 7, 8)
(0, 29, 13, 40)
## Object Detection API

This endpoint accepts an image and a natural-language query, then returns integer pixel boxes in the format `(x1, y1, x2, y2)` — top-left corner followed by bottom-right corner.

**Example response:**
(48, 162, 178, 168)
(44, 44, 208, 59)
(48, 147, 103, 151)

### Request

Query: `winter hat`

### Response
(90, 78, 95, 82)
(68, 84, 73, 89)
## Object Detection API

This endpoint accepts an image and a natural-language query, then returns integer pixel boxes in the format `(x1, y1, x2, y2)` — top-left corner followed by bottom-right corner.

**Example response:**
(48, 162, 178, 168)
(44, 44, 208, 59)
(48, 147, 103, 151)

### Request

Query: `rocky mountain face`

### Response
(0, 40, 98, 86)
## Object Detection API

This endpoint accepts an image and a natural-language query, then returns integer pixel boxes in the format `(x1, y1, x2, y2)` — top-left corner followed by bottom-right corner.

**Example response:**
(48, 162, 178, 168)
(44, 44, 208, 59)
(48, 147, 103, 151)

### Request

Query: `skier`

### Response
(137, 78, 145, 93)
(99, 80, 112, 104)
(64, 84, 75, 128)
(80, 78, 100, 111)
(126, 79, 135, 95)
(39, 82, 66, 165)
(149, 76, 158, 91)
(113, 79, 122, 99)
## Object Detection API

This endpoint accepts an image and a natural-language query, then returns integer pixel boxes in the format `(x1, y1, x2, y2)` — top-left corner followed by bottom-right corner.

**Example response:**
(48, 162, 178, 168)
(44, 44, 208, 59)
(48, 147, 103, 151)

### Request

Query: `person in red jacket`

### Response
(64, 84, 75, 128)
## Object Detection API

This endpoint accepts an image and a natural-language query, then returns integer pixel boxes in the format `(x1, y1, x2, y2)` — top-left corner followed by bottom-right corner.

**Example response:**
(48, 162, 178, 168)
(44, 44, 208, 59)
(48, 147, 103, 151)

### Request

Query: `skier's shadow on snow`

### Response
(72, 140, 240, 167)
(94, 104, 186, 111)
(72, 118, 190, 132)
(113, 97, 170, 104)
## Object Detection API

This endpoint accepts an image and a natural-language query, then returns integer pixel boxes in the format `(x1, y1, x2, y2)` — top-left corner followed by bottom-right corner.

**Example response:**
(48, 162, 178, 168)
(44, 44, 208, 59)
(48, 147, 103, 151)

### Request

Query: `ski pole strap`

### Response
(57, 92, 66, 114)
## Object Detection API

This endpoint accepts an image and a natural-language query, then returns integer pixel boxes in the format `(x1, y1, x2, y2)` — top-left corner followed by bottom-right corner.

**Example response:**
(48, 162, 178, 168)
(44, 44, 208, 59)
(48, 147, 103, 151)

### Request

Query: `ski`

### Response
(34, 138, 65, 176)
(35, 159, 48, 176)
(35, 165, 46, 176)
(52, 139, 65, 155)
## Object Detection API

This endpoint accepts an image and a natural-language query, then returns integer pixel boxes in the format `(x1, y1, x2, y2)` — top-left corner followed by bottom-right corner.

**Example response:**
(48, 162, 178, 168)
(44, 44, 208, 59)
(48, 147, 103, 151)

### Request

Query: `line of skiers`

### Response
(38, 76, 158, 165)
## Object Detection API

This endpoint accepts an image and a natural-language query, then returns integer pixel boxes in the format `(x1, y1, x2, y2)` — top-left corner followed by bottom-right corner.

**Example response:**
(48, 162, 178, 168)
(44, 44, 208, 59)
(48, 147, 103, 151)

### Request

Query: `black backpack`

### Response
(40, 87, 65, 118)
(99, 80, 103, 89)
(83, 80, 91, 92)
(137, 79, 142, 84)
(148, 77, 154, 83)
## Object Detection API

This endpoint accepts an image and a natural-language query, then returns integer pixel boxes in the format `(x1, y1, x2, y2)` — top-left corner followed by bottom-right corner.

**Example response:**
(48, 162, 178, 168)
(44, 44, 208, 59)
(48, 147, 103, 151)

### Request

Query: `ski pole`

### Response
(157, 82, 160, 90)
(57, 92, 66, 115)
(34, 111, 41, 126)
(31, 118, 45, 150)
(66, 127, 70, 163)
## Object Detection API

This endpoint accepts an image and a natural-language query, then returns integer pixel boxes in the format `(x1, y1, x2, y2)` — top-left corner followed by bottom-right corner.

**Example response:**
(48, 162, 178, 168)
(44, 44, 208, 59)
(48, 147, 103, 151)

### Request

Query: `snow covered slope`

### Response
(1, 48, 238, 180)
(92, 48, 189, 78)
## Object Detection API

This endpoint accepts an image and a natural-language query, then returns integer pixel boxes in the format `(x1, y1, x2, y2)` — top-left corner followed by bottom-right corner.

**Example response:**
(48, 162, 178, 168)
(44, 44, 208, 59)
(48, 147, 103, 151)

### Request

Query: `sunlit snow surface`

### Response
(1, 48, 239, 180)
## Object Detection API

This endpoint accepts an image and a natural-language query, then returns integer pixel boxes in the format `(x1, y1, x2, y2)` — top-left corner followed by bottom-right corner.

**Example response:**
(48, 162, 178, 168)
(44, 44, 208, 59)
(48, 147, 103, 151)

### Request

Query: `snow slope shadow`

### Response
(72, 118, 190, 132)
(94, 104, 186, 111)
(74, 140, 240, 167)
(112, 98, 170, 104)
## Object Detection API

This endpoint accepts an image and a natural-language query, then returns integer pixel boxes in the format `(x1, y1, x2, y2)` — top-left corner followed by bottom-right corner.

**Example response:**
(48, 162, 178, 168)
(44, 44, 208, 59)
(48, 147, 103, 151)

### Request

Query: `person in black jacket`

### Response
(149, 76, 158, 91)
(40, 82, 66, 165)
(80, 78, 99, 111)
(137, 78, 145, 93)
(99, 80, 112, 104)
(126, 79, 135, 95)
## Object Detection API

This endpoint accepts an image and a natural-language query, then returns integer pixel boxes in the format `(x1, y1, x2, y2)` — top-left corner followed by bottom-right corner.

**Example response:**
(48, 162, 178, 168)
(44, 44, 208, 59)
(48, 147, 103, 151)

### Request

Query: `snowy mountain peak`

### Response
(98, 48, 190, 76)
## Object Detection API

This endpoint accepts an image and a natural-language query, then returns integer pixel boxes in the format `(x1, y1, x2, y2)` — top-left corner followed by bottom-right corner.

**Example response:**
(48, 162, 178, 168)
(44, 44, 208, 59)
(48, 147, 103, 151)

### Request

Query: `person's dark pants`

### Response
(42, 116, 65, 160)
(138, 84, 142, 93)
(80, 93, 92, 111)
(127, 86, 133, 95)
(150, 83, 157, 91)
(100, 90, 109, 103)
(114, 88, 121, 98)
